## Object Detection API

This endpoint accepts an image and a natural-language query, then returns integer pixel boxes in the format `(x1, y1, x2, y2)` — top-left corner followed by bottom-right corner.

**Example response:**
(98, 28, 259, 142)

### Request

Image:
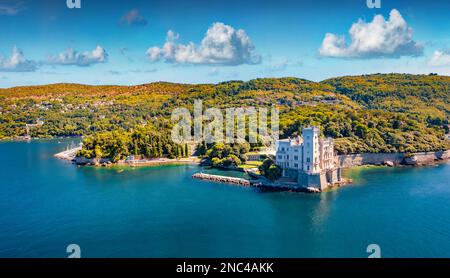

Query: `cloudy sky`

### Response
(0, 0, 449, 87)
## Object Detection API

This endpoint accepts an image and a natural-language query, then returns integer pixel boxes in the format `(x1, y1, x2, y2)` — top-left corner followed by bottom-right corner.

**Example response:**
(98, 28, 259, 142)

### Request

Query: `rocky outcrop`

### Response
(73, 156, 111, 166)
(73, 156, 92, 165)
(306, 187, 321, 193)
(402, 156, 418, 166)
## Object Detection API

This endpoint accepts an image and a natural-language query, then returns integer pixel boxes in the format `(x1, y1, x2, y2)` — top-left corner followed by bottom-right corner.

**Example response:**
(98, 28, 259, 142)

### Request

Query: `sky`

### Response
(0, 0, 449, 88)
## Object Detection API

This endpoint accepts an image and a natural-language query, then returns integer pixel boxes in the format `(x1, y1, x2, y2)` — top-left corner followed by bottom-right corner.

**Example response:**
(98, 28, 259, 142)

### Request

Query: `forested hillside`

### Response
(0, 74, 449, 158)
(323, 74, 450, 120)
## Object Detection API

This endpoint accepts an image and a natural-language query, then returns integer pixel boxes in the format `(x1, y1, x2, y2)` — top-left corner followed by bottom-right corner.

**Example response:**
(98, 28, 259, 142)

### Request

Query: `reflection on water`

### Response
(310, 190, 338, 233)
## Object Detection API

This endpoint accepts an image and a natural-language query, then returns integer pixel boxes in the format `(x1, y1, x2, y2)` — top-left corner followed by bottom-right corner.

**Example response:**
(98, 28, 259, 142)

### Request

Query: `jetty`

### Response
(192, 173, 252, 186)
(192, 172, 334, 193)
(54, 146, 82, 161)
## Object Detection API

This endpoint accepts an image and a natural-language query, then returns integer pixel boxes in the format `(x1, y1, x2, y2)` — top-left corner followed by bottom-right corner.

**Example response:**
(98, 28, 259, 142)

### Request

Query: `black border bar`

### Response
(1, 259, 450, 275)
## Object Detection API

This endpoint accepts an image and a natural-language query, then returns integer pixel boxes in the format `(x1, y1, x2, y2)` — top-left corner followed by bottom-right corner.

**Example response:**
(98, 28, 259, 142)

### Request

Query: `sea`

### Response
(0, 139, 449, 258)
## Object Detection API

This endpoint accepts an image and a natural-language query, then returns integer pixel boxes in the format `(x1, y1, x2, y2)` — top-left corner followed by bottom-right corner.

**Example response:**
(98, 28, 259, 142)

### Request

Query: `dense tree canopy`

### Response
(78, 125, 189, 162)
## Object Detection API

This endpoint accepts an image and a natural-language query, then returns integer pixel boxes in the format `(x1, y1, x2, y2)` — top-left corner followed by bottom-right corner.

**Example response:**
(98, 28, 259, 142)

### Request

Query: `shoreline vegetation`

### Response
(54, 145, 450, 167)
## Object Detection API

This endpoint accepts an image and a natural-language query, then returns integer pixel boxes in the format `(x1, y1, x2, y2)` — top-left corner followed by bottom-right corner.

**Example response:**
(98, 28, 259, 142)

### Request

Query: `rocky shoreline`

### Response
(338, 150, 450, 168)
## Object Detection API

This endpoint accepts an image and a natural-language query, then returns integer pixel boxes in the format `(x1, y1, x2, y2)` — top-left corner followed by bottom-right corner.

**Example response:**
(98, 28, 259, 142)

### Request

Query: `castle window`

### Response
(294, 156, 298, 160)
(294, 163, 298, 168)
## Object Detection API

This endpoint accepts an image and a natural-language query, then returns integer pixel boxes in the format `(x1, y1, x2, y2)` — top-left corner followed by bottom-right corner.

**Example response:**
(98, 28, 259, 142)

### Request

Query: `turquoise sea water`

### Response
(0, 139, 449, 258)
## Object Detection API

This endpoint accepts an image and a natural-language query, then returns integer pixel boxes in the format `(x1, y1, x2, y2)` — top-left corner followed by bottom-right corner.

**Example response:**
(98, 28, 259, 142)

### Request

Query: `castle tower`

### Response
(301, 126, 320, 174)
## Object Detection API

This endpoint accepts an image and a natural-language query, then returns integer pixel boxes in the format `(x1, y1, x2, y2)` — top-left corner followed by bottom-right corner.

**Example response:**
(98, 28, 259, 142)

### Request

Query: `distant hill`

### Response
(0, 74, 449, 155)
(322, 73, 450, 119)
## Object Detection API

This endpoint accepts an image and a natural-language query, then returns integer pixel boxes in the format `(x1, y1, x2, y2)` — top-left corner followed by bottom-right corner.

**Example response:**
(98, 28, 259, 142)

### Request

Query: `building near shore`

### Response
(275, 126, 342, 190)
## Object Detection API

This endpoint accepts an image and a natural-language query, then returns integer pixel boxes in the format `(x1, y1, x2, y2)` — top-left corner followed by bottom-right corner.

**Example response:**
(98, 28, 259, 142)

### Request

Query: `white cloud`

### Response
(0, 46, 37, 72)
(319, 9, 423, 58)
(49, 46, 108, 66)
(429, 50, 450, 67)
(146, 22, 261, 65)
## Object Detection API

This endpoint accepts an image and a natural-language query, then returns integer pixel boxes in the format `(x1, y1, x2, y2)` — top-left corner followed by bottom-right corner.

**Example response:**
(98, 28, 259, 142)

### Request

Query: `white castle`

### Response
(275, 126, 342, 190)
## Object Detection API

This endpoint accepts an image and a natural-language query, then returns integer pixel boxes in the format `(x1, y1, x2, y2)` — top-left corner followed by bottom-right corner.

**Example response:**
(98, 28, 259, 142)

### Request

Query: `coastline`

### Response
(53, 147, 201, 167)
(119, 157, 201, 167)
(54, 146, 450, 193)
(0, 136, 82, 142)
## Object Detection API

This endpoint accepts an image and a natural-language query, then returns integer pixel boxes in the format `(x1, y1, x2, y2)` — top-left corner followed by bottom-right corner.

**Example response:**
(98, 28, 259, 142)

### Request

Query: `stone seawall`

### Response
(337, 150, 450, 168)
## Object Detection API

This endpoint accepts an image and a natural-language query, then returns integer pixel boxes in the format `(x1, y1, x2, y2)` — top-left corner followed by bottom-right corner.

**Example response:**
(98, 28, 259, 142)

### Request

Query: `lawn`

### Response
(239, 161, 263, 169)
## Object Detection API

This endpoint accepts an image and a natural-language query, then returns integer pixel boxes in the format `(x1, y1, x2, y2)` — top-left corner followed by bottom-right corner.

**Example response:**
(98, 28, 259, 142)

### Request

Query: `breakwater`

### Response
(192, 172, 326, 193)
(192, 173, 252, 186)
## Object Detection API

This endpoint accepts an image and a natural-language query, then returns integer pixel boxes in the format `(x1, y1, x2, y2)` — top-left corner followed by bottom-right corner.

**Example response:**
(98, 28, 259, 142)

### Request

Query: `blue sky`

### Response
(0, 0, 449, 87)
